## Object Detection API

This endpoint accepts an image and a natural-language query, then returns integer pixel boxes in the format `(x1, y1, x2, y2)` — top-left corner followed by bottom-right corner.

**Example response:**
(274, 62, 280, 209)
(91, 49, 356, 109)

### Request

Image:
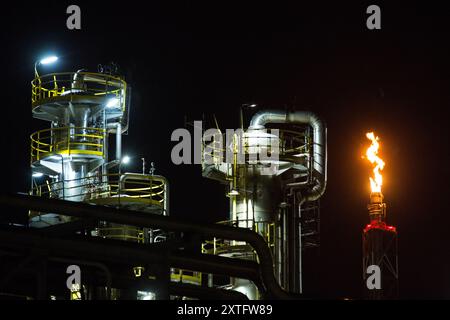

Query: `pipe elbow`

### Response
(248, 109, 327, 202)
(248, 110, 287, 129)
(304, 178, 327, 202)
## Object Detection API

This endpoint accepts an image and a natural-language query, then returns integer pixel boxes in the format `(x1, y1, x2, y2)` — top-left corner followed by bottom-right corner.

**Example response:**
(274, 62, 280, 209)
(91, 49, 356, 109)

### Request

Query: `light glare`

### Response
(122, 155, 130, 164)
(106, 98, 119, 108)
(40, 56, 58, 65)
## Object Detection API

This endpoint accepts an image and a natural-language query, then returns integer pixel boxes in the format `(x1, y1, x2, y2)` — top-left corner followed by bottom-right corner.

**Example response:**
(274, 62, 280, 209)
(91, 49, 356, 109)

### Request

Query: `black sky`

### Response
(1, 1, 449, 299)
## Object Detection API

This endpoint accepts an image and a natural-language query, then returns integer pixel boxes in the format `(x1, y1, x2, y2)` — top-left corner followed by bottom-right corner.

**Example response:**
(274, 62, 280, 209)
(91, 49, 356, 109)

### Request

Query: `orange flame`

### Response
(365, 132, 385, 193)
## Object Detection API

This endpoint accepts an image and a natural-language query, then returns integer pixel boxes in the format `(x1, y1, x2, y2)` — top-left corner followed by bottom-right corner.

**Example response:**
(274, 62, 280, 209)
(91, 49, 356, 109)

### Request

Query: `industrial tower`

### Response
(362, 132, 399, 300)
(202, 109, 326, 299)
(30, 64, 168, 216)
(0, 59, 329, 300)
(362, 192, 399, 299)
(28, 62, 194, 299)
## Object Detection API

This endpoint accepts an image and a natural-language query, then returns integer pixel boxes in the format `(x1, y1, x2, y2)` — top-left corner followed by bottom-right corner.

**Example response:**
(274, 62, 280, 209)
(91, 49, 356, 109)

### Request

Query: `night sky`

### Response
(1, 1, 449, 299)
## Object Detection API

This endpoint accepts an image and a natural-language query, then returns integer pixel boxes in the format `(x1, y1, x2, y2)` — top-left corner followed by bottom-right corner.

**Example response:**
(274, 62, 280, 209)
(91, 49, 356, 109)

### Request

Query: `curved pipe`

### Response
(83, 73, 124, 88)
(0, 194, 296, 299)
(249, 110, 327, 201)
(0, 226, 262, 292)
(169, 282, 249, 300)
(71, 69, 86, 91)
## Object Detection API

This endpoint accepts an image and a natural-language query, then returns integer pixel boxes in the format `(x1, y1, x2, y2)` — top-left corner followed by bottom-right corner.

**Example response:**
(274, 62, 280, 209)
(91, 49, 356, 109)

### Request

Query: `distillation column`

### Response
(202, 109, 327, 299)
(28, 65, 184, 299)
(30, 70, 128, 226)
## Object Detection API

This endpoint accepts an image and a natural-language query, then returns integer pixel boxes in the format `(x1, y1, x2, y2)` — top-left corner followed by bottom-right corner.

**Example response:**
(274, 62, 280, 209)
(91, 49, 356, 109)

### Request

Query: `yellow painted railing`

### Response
(31, 72, 127, 111)
(202, 220, 275, 257)
(98, 226, 145, 243)
(133, 267, 202, 286)
(31, 174, 166, 206)
(170, 268, 202, 285)
(30, 173, 166, 206)
(202, 128, 309, 165)
(30, 126, 106, 163)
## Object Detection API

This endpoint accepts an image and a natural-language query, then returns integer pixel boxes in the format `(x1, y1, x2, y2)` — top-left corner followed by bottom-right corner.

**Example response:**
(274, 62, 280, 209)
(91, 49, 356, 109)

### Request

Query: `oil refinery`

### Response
(0, 58, 401, 301)
(1, 1, 449, 308)
(1, 57, 327, 300)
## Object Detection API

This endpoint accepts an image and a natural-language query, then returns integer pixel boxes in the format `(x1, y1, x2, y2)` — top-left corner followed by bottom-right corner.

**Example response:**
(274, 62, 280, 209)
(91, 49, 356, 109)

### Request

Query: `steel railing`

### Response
(202, 219, 275, 257)
(202, 129, 310, 164)
(31, 72, 127, 111)
(30, 173, 166, 207)
(30, 126, 106, 162)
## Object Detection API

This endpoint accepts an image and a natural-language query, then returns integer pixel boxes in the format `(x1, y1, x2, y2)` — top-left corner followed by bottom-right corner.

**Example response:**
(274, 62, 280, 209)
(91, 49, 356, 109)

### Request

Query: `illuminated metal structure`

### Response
(0, 62, 321, 301)
(30, 64, 168, 215)
(362, 133, 399, 300)
(363, 192, 399, 299)
(202, 109, 327, 299)
(28, 62, 181, 298)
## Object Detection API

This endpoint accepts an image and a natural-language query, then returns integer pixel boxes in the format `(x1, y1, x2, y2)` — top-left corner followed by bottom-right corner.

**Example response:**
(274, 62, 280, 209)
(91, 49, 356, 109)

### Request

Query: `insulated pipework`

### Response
(202, 108, 327, 299)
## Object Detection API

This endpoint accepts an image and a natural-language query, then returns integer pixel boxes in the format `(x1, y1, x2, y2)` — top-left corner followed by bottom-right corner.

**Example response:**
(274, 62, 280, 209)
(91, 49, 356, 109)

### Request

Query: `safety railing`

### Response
(30, 126, 106, 163)
(133, 266, 203, 285)
(97, 226, 145, 243)
(170, 268, 203, 286)
(30, 173, 166, 208)
(202, 128, 310, 165)
(31, 72, 127, 111)
(202, 220, 275, 258)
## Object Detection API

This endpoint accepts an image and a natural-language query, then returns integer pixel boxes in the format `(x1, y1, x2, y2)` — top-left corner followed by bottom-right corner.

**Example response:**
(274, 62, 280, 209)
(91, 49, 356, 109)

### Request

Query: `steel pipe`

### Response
(0, 226, 261, 289)
(249, 110, 327, 201)
(0, 193, 297, 299)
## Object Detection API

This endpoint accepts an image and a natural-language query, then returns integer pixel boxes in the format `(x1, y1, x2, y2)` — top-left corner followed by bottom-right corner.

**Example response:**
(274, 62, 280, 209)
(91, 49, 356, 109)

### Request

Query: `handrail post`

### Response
(67, 127, 70, 155)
